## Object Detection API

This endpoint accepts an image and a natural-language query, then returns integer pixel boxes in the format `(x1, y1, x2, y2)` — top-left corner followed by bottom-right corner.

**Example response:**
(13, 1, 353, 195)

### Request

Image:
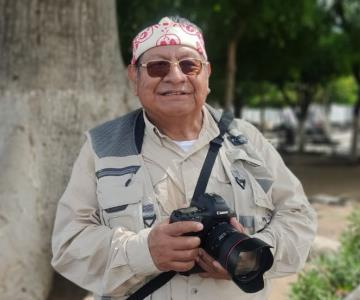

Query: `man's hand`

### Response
(148, 218, 203, 272)
(197, 248, 230, 279)
(198, 217, 245, 280)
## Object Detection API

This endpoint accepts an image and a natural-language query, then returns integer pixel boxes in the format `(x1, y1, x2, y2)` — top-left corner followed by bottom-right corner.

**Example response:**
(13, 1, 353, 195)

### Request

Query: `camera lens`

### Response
(234, 249, 260, 276)
(171, 193, 273, 292)
(203, 222, 273, 293)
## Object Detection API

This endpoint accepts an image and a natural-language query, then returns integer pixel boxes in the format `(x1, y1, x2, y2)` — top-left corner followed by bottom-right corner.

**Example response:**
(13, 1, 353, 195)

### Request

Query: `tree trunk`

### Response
(297, 85, 312, 153)
(333, 1, 360, 162)
(224, 38, 238, 112)
(260, 103, 266, 133)
(350, 93, 360, 162)
(224, 21, 247, 113)
(350, 65, 360, 162)
(234, 92, 244, 118)
(0, 1, 133, 299)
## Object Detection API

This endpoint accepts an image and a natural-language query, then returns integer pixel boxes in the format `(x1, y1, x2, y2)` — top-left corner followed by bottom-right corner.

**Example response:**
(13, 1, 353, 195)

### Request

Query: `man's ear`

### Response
(127, 64, 138, 96)
(206, 62, 212, 77)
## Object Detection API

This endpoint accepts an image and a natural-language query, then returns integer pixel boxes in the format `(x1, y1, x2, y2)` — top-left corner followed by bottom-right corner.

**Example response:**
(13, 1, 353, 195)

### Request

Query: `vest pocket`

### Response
(227, 148, 275, 234)
(208, 171, 235, 211)
(247, 174, 274, 233)
(97, 177, 143, 232)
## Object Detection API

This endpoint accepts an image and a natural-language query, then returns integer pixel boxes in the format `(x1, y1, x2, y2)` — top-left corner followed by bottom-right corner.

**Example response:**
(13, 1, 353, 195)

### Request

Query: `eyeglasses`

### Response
(139, 58, 208, 78)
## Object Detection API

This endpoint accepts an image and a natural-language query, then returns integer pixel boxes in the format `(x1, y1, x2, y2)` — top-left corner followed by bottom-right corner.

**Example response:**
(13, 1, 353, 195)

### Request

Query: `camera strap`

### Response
(125, 111, 234, 300)
(191, 111, 233, 204)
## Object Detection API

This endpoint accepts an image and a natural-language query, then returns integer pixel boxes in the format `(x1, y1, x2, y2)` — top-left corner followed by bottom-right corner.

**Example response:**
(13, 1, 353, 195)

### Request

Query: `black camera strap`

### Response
(126, 271, 176, 300)
(126, 111, 234, 300)
(191, 111, 233, 204)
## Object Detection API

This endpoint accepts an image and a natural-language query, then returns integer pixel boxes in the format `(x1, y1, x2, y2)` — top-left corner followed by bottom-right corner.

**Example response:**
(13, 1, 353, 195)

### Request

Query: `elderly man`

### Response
(51, 16, 317, 300)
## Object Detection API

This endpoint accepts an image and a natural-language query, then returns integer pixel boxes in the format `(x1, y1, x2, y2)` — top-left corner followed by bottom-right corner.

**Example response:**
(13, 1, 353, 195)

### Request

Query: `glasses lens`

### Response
(147, 61, 170, 77)
(179, 59, 202, 75)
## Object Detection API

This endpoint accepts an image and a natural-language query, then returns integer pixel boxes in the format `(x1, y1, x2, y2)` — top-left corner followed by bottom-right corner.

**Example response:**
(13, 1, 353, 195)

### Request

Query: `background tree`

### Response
(0, 1, 133, 299)
(233, 0, 347, 151)
(118, 0, 359, 156)
(118, 0, 314, 110)
(333, 0, 360, 161)
(117, 0, 262, 111)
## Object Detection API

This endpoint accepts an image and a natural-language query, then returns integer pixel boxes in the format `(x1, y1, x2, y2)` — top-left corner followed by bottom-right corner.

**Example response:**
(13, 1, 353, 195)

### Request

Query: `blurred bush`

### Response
(289, 209, 360, 300)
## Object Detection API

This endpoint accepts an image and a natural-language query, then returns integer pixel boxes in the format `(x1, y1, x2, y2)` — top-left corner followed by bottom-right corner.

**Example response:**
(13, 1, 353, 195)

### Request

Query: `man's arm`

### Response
(242, 120, 317, 278)
(51, 141, 202, 297)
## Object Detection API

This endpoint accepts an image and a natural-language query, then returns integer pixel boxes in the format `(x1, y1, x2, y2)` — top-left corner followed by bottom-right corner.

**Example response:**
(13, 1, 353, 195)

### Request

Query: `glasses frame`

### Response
(138, 58, 209, 78)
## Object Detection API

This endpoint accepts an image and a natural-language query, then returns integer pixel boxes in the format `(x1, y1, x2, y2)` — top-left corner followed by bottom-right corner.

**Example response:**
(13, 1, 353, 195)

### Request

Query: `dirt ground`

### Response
(269, 152, 360, 300)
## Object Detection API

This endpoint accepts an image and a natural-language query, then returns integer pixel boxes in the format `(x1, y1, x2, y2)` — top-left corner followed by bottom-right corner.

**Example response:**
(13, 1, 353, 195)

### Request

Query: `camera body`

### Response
(169, 193, 274, 293)
(170, 193, 235, 237)
(170, 193, 242, 264)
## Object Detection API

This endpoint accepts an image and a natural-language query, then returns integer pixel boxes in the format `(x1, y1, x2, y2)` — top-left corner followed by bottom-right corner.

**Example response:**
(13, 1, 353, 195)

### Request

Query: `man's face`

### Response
(128, 45, 211, 121)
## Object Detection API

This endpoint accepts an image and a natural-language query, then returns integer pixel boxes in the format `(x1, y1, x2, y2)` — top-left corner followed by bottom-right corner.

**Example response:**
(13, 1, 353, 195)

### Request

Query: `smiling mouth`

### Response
(159, 91, 189, 96)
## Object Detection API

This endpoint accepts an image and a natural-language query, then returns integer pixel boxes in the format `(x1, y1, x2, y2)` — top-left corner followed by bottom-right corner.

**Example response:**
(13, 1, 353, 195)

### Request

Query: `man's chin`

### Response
(159, 105, 199, 118)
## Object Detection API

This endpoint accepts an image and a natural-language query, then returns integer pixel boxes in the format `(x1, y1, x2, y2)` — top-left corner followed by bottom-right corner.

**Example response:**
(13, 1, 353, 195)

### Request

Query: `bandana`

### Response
(131, 17, 207, 64)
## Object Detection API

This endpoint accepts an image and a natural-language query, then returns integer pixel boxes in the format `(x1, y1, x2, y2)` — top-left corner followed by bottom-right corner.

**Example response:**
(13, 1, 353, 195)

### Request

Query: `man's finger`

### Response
(199, 249, 228, 275)
(212, 260, 227, 274)
(197, 249, 219, 274)
(230, 217, 245, 233)
(196, 255, 214, 274)
(165, 221, 203, 236)
(199, 248, 215, 264)
(170, 249, 200, 262)
(171, 236, 201, 250)
(199, 271, 230, 280)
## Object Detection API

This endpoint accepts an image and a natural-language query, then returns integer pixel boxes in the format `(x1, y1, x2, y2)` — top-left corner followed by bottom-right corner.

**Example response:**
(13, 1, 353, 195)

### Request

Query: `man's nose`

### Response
(163, 62, 186, 83)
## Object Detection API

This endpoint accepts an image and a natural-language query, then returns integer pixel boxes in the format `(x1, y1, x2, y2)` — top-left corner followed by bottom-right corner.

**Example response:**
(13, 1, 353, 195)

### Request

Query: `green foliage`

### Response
(327, 76, 358, 105)
(117, 0, 185, 64)
(291, 267, 338, 300)
(340, 210, 360, 272)
(233, 81, 294, 108)
(117, 0, 359, 109)
(289, 209, 360, 300)
(333, 0, 360, 79)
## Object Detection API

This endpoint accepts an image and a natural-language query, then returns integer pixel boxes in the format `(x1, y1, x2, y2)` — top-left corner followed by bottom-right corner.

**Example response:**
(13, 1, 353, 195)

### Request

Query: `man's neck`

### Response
(145, 110, 203, 141)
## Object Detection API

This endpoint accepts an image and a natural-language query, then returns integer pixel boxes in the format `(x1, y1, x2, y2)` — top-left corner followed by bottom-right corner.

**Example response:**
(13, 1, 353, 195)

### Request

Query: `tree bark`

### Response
(297, 85, 313, 153)
(223, 21, 247, 113)
(350, 65, 360, 162)
(234, 92, 244, 118)
(0, 1, 133, 299)
(224, 38, 238, 112)
(259, 102, 266, 133)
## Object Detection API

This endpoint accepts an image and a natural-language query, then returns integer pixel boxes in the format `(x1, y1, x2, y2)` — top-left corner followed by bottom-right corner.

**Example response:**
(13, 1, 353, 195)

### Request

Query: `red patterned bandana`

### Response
(131, 17, 207, 64)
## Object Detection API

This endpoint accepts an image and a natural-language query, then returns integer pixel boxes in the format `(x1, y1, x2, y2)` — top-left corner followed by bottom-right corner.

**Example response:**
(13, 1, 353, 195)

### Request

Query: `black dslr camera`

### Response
(169, 193, 274, 293)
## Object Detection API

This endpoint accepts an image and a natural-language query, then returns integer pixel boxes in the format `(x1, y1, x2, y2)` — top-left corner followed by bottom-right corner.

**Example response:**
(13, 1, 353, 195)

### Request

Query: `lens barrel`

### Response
(204, 222, 274, 293)
(170, 192, 274, 293)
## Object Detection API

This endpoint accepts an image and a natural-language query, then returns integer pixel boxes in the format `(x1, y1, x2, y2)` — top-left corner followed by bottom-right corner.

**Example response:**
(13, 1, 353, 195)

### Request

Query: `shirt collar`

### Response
(142, 106, 220, 153)
(143, 110, 166, 147)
